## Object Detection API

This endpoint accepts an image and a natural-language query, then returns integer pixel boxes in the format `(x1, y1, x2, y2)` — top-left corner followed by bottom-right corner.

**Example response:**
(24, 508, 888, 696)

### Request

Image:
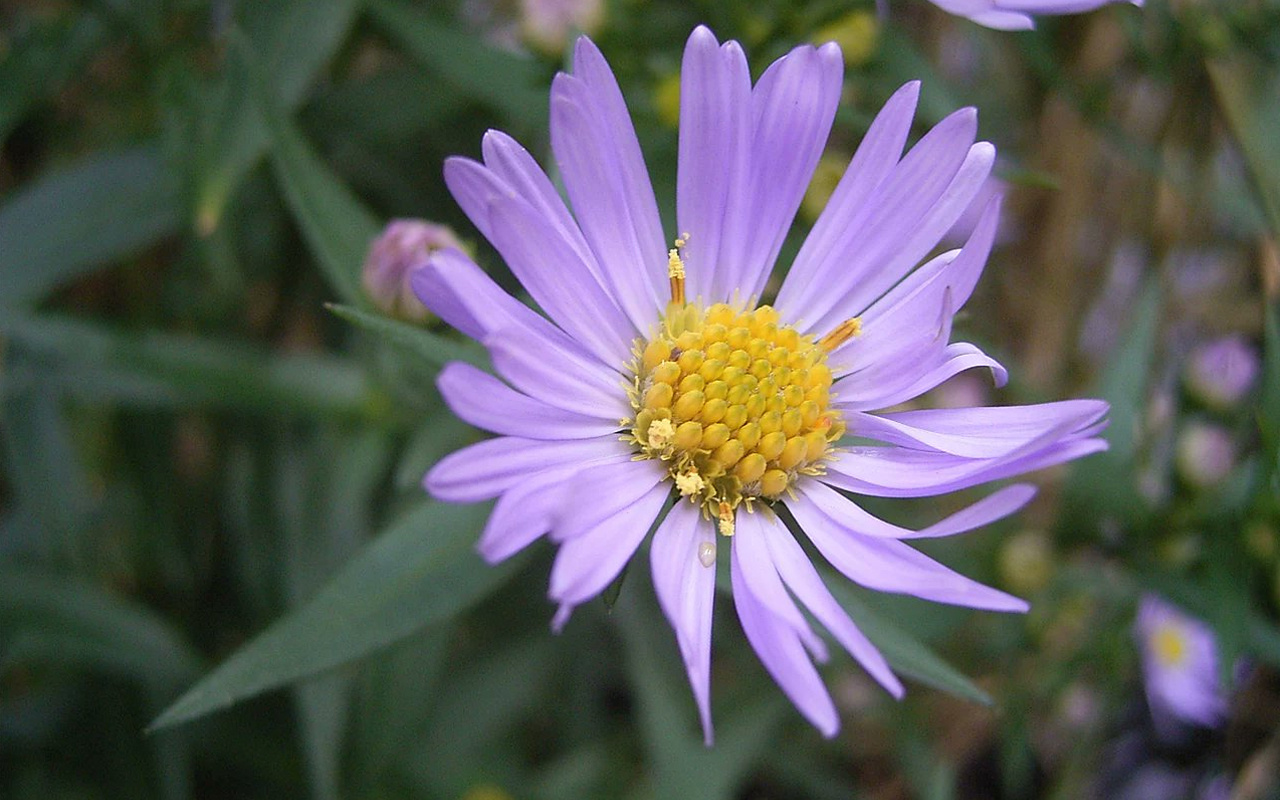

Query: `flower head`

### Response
(925, 0, 1143, 30)
(1135, 595, 1227, 734)
(414, 26, 1108, 741)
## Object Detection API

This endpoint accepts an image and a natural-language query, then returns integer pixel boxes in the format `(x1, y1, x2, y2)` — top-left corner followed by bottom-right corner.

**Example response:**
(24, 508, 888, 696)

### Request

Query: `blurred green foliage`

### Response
(2, 1, 1280, 799)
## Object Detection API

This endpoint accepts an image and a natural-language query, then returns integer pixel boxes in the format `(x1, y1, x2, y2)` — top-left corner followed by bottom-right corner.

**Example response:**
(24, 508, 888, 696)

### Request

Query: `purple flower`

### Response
(926, 0, 1142, 30)
(1135, 595, 1227, 734)
(1185, 335, 1259, 410)
(413, 26, 1109, 741)
(363, 220, 465, 322)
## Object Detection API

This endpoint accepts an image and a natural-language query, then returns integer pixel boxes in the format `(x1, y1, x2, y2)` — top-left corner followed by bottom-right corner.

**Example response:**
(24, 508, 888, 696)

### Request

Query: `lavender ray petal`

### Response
(477, 463, 579, 563)
(718, 42, 843, 301)
(550, 457, 668, 543)
(486, 195, 637, 365)
(801, 480, 1036, 540)
(776, 106, 977, 329)
(425, 435, 629, 503)
(650, 501, 718, 745)
(437, 362, 622, 440)
(676, 25, 752, 302)
(776, 81, 919, 317)
(760, 511, 904, 697)
(791, 499, 1029, 612)
(734, 511, 828, 660)
(731, 544, 840, 737)
(832, 341, 1008, 411)
(547, 480, 670, 620)
(855, 399, 1110, 457)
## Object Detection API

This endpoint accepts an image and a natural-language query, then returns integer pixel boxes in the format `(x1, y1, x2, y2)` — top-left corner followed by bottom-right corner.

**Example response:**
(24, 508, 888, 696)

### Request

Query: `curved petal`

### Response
(828, 195, 1001, 380)
(650, 501, 717, 745)
(759, 515, 904, 697)
(551, 457, 668, 542)
(731, 532, 839, 737)
(676, 25, 752, 302)
(717, 41, 844, 301)
(790, 497, 1029, 612)
(776, 81, 919, 318)
(551, 42, 666, 331)
(425, 435, 628, 503)
(485, 324, 630, 420)
(437, 362, 622, 440)
(411, 248, 533, 341)
(851, 399, 1110, 458)
(777, 106, 979, 330)
(734, 511, 828, 659)
(477, 462, 579, 563)
(832, 341, 1008, 412)
(548, 480, 670, 628)
(800, 480, 1037, 539)
(486, 196, 637, 365)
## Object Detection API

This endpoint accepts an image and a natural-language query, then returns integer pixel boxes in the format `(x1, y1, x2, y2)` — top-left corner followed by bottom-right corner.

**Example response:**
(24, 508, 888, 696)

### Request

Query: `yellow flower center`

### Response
(1152, 624, 1188, 667)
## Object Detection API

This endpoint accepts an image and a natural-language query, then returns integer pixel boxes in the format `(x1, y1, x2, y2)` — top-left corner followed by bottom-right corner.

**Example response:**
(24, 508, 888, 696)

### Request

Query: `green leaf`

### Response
(260, 77, 382, 306)
(0, 14, 106, 143)
(0, 145, 181, 308)
(828, 583, 993, 707)
(1065, 277, 1161, 527)
(327, 303, 486, 369)
(0, 311, 378, 419)
(150, 500, 523, 730)
(367, 0, 548, 128)
(0, 567, 203, 690)
(183, 0, 361, 233)
(1257, 301, 1280, 511)
(616, 590, 783, 800)
(1208, 53, 1280, 240)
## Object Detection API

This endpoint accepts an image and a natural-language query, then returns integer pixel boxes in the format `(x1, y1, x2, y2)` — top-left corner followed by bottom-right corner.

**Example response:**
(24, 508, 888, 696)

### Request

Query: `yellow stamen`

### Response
(818, 317, 862, 352)
(674, 470, 706, 497)
(668, 248, 686, 305)
(717, 501, 735, 537)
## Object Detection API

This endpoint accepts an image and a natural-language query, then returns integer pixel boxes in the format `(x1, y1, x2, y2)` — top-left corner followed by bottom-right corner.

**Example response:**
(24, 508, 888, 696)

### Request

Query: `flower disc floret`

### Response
(628, 301, 847, 524)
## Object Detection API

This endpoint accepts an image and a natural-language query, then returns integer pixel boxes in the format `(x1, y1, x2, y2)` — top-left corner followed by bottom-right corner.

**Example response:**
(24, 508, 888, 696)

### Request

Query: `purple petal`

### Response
(777, 105, 979, 332)
(437, 362, 622, 440)
(715, 42, 844, 301)
(547, 480, 670, 625)
(733, 511, 828, 660)
(485, 324, 630, 420)
(776, 81, 919, 318)
(426, 435, 628, 503)
(790, 496, 1029, 612)
(411, 248, 530, 341)
(550, 43, 666, 332)
(477, 462, 578, 563)
(801, 481, 1037, 539)
(676, 25, 753, 302)
(485, 196, 637, 365)
(731, 532, 840, 737)
(759, 515, 904, 697)
(827, 195, 1001, 382)
(848, 399, 1109, 458)
(650, 501, 717, 745)
(825, 408, 1108, 498)
(833, 341, 1009, 412)
(550, 457, 668, 542)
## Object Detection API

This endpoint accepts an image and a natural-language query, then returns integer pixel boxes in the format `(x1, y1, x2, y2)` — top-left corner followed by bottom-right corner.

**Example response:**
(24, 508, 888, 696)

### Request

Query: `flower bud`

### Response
(362, 220, 465, 322)
(1184, 335, 1258, 410)
(1174, 421, 1237, 489)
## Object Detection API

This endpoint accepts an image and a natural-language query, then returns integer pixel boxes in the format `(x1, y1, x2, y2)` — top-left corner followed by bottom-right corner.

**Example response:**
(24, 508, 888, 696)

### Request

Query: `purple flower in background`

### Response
(362, 220, 466, 322)
(926, 0, 1142, 30)
(1136, 595, 1227, 734)
(1185, 335, 1259, 410)
(414, 26, 1109, 741)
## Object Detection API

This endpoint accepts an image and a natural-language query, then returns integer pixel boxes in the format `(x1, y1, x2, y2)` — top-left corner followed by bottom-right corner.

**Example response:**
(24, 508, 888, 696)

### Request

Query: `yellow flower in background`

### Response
(815, 11, 879, 67)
